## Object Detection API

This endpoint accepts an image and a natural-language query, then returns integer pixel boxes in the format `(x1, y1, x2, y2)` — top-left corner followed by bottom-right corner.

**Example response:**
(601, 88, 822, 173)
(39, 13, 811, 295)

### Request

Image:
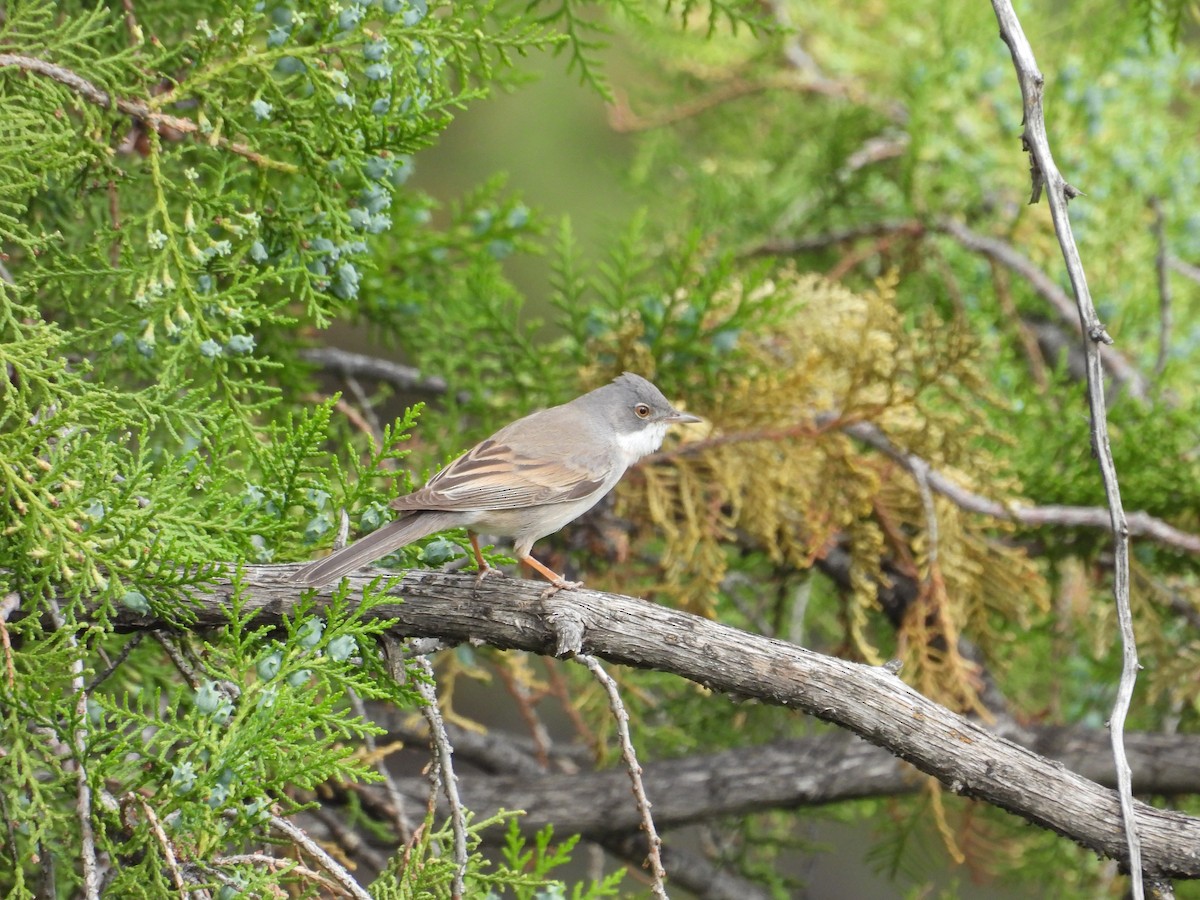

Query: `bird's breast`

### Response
(613, 421, 670, 466)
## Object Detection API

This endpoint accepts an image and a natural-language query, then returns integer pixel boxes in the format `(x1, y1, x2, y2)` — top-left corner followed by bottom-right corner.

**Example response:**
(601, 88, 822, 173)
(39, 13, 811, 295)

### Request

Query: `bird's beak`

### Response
(667, 410, 703, 424)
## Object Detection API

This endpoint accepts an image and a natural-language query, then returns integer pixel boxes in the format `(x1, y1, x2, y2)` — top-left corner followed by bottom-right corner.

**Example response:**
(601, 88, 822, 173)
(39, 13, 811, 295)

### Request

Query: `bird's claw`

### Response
(539, 579, 583, 599)
(474, 565, 507, 586)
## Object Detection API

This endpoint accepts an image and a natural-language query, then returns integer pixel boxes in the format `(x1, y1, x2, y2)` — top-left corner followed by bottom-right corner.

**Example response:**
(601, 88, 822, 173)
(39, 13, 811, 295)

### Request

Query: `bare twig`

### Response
(913, 466, 940, 570)
(761, 0, 821, 74)
(153, 631, 203, 690)
(299, 346, 458, 397)
(84, 632, 142, 692)
(135, 797, 186, 892)
(344, 373, 387, 445)
(545, 657, 598, 754)
(494, 660, 552, 769)
(0, 794, 24, 891)
(577, 654, 668, 899)
(120, 0, 141, 44)
(46, 599, 100, 900)
(1149, 198, 1172, 377)
(347, 687, 414, 841)
(746, 218, 1152, 401)
(308, 805, 390, 874)
(657, 416, 1200, 555)
(840, 420, 1200, 555)
(990, 3, 1143, 894)
(0, 54, 296, 172)
(266, 813, 373, 900)
(743, 218, 922, 257)
(607, 73, 855, 133)
(1166, 253, 1200, 285)
(990, 258, 1051, 389)
(934, 217, 1150, 402)
(212, 852, 341, 889)
(409, 653, 468, 899)
(0, 591, 19, 688)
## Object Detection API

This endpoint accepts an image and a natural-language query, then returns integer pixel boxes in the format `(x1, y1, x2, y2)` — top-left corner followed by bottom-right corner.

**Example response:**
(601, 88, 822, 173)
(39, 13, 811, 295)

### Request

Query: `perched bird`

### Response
(289, 373, 700, 592)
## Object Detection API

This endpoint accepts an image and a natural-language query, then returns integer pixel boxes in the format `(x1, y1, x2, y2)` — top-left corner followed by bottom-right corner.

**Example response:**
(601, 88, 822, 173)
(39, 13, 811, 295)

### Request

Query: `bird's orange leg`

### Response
(468, 532, 505, 585)
(518, 552, 583, 598)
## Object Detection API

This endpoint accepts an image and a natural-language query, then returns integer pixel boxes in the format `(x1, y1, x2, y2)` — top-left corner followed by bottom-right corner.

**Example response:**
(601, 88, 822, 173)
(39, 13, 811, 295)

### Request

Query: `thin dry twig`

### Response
(1149, 197, 1172, 377)
(409, 652, 468, 899)
(344, 373, 388, 445)
(154, 631, 204, 690)
(0, 53, 296, 172)
(545, 657, 598, 755)
(212, 852, 340, 889)
(84, 632, 143, 693)
(266, 813, 373, 900)
(134, 796, 186, 892)
(660, 417, 1200, 556)
(913, 466, 940, 570)
(840, 420, 1200, 555)
(46, 598, 100, 900)
(576, 654, 668, 899)
(494, 660, 553, 769)
(989, 258, 1051, 389)
(990, 2, 1143, 894)
(1166, 253, 1200, 284)
(934, 217, 1150, 402)
(120, 0, 141, 44)
(313, 802, 391, 872)
(347, 687, 415, 841)
(0, 794, 25, 891)
(744, 218, 922, 258)
(746, 218, 1151, 401)
(0, 591, 19, 689)
(299, 346, 457, 397)
(607, 73, 856, 133)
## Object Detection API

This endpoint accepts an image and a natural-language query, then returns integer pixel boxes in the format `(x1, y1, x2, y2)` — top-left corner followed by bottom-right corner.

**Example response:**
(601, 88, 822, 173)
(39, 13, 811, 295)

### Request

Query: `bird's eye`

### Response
(634, 403, 651, 419)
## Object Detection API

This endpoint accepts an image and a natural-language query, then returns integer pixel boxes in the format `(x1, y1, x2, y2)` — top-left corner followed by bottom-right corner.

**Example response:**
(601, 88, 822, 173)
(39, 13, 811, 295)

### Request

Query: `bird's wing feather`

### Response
(391, 438, 606, 512)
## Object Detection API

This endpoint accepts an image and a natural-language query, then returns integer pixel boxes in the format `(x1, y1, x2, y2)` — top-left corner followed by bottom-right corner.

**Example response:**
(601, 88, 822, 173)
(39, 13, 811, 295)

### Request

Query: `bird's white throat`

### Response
(615, 421, 670, 466)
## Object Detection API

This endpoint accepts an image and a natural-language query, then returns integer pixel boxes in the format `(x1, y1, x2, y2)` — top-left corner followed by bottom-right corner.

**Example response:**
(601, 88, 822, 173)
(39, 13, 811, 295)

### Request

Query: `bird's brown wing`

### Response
(390, 438, 606, 513)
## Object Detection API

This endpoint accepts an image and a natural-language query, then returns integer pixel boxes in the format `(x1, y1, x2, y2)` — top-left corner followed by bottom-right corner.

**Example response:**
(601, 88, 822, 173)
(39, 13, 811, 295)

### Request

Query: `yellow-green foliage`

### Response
(589, 271, 1046, 709)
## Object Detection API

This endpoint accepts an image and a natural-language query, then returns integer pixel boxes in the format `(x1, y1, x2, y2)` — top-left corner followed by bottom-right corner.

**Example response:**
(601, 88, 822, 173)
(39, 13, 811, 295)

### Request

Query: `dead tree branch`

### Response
(990, 1, 1143, 890)
(91, 564, 1200, 881)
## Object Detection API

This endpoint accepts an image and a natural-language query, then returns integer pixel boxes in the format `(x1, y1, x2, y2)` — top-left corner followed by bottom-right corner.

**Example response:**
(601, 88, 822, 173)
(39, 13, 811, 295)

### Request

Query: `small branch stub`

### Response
(548, 602, 587, 657)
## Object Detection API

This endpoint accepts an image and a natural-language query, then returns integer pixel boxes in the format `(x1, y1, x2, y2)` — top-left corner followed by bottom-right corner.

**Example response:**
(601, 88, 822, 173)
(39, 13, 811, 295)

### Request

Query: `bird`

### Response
(288, 372, 701, 593)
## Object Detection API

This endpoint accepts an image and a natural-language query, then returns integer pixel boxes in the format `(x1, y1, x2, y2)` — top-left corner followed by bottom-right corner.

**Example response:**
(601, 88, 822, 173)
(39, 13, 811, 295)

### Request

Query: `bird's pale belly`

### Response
(466, 491, 609, 544)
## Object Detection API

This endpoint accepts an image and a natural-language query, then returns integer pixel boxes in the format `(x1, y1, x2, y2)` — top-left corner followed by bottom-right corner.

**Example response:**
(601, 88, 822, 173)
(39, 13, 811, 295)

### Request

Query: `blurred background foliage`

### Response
(2, 0, 1199, 896)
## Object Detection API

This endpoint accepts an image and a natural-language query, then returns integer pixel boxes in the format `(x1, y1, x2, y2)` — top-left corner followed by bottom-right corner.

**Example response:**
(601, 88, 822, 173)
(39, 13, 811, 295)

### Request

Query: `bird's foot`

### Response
(539, 578, 583, 600)
(474, 563, 507, 586)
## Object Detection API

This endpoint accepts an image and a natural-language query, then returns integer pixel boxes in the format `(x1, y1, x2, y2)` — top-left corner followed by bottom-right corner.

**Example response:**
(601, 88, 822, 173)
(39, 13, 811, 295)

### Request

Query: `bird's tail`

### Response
(288, 512, 459, 587)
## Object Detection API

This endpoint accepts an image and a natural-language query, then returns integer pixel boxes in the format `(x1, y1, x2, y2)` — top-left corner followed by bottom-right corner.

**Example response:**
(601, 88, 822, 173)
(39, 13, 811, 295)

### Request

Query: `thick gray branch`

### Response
(104, 564, 1200, 880)
(373, 726, 1200, 836)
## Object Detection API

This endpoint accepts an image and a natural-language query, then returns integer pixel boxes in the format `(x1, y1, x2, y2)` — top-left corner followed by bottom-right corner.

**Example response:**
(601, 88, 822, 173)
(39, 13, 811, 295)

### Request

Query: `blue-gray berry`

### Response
(226, 334, 256, 354)
(365, 62, 392, 82)
(364, 39, 390, 61)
